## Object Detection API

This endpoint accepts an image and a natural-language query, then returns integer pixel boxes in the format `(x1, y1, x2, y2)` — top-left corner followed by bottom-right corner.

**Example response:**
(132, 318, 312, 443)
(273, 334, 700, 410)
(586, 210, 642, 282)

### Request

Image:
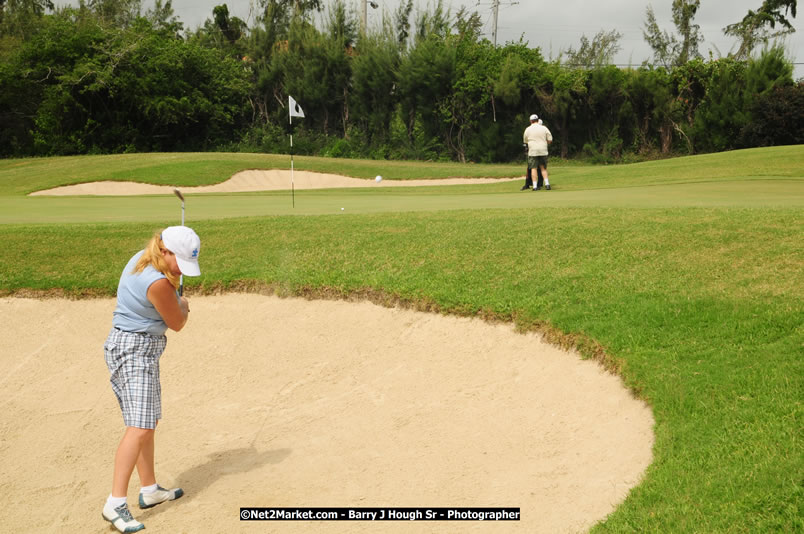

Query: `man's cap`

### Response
(161, 226, 201, 276)
(530, 114, 538, 121)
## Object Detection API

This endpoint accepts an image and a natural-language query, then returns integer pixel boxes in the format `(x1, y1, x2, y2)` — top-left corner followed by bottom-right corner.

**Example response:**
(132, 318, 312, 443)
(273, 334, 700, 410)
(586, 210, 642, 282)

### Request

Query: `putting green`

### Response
(1, 179, 801, 224)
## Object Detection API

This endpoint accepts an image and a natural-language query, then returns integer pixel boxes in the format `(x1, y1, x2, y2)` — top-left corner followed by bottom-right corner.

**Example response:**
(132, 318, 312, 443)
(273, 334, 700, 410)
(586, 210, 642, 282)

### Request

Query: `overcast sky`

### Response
(59, 0, 804, 77)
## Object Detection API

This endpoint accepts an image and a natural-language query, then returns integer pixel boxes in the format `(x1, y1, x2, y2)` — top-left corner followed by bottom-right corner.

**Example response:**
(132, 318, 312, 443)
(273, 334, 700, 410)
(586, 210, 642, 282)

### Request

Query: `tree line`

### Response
(0, 0, 801, 162)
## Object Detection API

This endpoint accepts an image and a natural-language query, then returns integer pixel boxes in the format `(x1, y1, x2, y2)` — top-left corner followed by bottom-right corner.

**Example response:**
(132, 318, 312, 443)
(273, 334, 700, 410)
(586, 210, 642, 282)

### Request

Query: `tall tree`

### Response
(350, 32, 399, 145)
(724, 0, 798, 59)
(624, 67, 676, 153)
(323, 0, 355, 135)
(643, 5, 676, 69)
(564, 29, 622, 69)
(673, 0, 703, 64)
(274, 10, 352, 136)
(0, 1, 58, 155)
(643, 0, 704, 68)
(291, 0, 322, 15)
(145, 0, 182, 36)
(213, 4, 245, 45)
(258, 0, 322, 19)
(4, 7, 251, 155)
(248, 1, 293, 125)
(691, 59, 749, 151)
(414, 0, 450, 41)
(258, 0, 291, 44)
(79, 0, 142, 28)
(584, 65, 629, 158)
(0, 0, 54, 39)
(191, 4, 247, 59)
(393, 0, 413, 49)
(397, 32, 455, 152)
(443, 7, 495, 162)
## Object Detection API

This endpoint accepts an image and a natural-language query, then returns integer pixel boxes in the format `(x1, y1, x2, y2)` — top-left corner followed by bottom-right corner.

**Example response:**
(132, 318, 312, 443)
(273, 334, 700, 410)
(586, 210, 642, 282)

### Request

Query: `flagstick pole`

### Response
(290, 134, 295, 208)
(289, 105, 294, 209)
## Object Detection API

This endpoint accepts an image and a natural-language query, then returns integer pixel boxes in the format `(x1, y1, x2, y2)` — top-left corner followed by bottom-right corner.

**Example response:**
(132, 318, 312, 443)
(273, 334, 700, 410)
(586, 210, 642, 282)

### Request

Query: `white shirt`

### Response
(523, 123, 553, 156)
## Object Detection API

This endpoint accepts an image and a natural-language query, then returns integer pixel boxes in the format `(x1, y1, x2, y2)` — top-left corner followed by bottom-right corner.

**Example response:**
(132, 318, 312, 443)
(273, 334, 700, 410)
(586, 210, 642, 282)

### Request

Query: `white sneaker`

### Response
(102, 502, 144, 533)
(139, 485, 184, 509)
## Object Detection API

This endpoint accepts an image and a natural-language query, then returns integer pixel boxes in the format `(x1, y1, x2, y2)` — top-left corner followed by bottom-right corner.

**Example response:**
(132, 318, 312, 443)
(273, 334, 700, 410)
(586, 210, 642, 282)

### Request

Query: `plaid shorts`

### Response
(104, 327, 167, 429)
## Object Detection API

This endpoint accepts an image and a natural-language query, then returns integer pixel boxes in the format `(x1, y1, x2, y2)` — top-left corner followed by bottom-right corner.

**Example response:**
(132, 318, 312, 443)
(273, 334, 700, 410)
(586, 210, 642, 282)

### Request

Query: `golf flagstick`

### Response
(288, 95, 305, 208)
(173, 188, 185, 296)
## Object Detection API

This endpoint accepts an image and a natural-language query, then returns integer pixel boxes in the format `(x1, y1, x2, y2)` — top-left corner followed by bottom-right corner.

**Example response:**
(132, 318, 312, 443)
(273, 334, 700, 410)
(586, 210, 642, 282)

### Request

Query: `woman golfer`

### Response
(102, 226, 201, 533)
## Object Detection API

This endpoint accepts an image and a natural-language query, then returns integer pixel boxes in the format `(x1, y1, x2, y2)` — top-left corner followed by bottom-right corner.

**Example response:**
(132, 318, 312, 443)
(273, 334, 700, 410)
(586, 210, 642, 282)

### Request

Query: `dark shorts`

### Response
(528, 155, 548, 169)
(104, 327, 167, 429)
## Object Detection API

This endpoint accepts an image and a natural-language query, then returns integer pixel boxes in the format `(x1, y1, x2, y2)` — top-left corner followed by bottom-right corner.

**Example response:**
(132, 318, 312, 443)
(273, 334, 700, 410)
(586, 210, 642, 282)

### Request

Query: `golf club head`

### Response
(173, 188, 185, 202)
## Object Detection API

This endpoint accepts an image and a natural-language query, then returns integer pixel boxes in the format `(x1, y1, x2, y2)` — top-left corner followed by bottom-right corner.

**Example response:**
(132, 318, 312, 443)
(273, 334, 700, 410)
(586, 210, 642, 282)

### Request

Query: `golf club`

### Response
(173, 188, 185, 296)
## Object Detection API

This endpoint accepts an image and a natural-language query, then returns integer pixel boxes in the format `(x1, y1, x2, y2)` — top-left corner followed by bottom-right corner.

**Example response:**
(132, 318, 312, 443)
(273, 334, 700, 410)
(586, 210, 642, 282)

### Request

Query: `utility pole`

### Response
(492, 0, 499, 47)
(361, 0, 378, 33)
(490, 1, 518, 47)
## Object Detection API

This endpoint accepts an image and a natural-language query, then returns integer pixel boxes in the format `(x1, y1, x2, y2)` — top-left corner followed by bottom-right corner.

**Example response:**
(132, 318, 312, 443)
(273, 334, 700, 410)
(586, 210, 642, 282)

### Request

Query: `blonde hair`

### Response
(133, 230, 180, 289)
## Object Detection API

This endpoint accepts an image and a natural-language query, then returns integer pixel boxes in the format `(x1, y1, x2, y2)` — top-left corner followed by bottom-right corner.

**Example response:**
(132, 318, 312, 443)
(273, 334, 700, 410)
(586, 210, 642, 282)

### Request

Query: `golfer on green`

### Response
(102, 226, 201, 533)
(523, 114, 553, 190)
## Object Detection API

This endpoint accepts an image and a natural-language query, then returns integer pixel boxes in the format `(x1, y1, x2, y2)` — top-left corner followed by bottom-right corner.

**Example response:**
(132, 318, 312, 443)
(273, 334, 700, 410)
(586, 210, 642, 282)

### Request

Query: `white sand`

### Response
(30, 169, 520, 196)
(0, 294, 653, 533)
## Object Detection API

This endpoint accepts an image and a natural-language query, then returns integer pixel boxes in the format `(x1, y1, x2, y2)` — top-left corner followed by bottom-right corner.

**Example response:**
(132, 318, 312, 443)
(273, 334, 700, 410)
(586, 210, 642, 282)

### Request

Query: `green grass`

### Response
(1, 146, 802, 532)
(0, 180, 801, 225)
(0, 147, 802, 224)
(1, 145, 801, 197)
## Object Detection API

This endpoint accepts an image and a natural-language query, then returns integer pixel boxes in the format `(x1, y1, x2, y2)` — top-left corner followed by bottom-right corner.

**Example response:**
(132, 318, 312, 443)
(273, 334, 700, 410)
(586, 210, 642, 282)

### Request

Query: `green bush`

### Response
(740, 83, 804, 147)
(322, 137, 355, 158)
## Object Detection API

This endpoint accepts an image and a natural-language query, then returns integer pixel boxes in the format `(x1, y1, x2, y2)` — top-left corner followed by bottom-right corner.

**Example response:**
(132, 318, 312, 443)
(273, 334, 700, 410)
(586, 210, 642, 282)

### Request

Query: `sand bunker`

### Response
(1, 294, 652, 533)
(30, 170, 520, 196)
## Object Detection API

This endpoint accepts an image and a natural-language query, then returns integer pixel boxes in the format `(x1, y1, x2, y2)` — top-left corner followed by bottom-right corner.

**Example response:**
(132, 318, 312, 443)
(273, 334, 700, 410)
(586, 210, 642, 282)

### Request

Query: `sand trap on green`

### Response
(30, 169, 519, 195)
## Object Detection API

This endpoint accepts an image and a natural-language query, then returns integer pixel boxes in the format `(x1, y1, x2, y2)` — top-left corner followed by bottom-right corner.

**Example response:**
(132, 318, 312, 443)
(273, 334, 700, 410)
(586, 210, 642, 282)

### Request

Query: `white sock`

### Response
(107, 494, 127, 508)
(544, 178, 550, 185)
(140, 483, 158, 494)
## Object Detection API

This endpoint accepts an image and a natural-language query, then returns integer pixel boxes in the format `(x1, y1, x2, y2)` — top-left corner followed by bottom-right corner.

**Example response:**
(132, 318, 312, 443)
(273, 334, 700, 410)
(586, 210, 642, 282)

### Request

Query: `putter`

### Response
(173, 189, 185, 296)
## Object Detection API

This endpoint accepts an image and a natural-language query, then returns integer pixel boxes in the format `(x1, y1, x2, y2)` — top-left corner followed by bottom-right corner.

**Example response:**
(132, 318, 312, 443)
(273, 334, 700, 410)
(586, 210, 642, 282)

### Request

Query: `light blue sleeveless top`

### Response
(112, 250, 173, 335)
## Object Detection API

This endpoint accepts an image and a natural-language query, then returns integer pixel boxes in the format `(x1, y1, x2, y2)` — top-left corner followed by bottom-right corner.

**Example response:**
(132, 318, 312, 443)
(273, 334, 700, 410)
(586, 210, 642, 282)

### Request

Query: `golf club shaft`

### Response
(173, 189, 185, 296)
(179, 201, 184, 295)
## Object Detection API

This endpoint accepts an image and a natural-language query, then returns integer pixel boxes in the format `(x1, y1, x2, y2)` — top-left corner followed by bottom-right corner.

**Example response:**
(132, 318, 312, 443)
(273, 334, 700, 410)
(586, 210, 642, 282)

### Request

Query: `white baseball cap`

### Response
(530, 114, 538, 121)
(161, 226, 201, 276)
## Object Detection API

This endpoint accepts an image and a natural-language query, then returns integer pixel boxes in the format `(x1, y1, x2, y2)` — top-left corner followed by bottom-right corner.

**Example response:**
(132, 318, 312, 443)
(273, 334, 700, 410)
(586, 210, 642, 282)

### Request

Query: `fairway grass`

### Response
(1, 147, 802, 532)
